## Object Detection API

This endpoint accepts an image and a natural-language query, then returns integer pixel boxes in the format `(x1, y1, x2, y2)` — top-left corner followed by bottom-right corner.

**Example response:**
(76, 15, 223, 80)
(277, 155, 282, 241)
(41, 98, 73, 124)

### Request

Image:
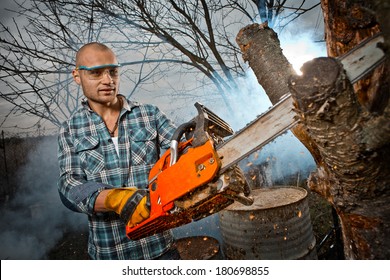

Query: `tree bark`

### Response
(289, 57, 390, 259)
(321, 0, 386, 113)
(236, 13, 390, 259)
(236, 22, 294, 104)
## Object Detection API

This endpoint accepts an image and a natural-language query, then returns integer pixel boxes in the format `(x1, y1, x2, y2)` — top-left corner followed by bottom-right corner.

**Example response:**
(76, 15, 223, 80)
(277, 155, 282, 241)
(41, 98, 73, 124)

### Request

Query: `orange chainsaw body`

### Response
(125, 102, 235, 240)
(148, 138, 220, 214)
(125, 138, 224, 240)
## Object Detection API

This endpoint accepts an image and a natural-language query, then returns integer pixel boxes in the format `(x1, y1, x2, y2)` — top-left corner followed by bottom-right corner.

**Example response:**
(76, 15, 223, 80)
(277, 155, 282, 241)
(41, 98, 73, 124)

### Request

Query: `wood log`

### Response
(236, 23, 295, 104)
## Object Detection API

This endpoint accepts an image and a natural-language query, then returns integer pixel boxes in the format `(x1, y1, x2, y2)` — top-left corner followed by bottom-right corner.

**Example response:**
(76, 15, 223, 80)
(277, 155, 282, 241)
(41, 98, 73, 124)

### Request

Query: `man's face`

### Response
(72, 48, 120, 106)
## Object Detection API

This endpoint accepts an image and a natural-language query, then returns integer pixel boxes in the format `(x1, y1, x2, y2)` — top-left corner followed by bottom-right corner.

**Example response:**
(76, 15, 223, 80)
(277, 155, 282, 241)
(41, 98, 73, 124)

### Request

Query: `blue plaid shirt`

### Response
(57, 95, 177, 259)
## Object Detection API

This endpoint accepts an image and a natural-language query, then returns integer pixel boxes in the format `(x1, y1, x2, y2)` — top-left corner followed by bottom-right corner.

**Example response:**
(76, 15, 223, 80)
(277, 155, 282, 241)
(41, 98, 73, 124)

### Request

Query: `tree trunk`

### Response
(289, 57, 390, 259)
(321, 0, 386, 113)
(235, 2, 390, 259)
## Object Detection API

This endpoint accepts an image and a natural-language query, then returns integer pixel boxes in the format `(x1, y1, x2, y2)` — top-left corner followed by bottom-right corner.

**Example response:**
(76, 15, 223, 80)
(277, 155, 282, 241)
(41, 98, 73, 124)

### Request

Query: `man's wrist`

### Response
(94, 189, 111, 212)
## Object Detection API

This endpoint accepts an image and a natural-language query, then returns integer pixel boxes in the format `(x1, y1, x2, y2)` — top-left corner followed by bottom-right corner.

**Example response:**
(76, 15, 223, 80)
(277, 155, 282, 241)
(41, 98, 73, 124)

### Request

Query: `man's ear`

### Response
(72, 69, 81, 85)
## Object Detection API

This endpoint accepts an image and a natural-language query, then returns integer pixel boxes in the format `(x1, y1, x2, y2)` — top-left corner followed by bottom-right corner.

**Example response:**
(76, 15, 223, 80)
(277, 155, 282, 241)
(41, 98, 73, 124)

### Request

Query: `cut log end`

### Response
(236, 23, 270, 47)
(291, 57, 342, 89)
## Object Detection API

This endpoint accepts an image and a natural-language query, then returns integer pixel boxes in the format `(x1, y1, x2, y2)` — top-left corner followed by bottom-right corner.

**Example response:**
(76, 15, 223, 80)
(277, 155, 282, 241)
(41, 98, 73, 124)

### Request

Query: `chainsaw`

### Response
(126, 33, 386, 240)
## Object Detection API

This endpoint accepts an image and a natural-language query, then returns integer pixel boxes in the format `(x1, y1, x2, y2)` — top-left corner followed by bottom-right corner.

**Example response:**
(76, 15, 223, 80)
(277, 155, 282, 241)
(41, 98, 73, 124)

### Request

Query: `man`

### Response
(57, 42, 180, 259)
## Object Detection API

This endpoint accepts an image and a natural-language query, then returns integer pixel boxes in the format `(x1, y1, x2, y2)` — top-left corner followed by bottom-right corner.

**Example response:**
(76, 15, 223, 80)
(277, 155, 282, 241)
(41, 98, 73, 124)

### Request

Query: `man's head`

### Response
(73, 42, 120, 107)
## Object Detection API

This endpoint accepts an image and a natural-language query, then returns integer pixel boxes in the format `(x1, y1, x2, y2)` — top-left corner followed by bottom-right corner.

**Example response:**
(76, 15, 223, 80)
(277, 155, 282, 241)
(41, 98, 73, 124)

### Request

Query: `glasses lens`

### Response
(78, 66, 120, 80)
(108, 68, 120, 78)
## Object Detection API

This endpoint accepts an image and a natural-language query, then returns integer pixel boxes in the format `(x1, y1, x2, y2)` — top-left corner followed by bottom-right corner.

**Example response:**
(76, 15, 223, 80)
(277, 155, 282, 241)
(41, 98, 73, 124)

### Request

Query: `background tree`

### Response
(0, 0, 319, 132)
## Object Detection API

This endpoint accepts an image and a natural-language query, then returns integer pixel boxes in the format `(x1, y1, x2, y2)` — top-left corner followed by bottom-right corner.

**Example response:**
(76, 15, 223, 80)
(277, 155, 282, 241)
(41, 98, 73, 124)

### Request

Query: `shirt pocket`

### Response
(75, 136, 105, 175)
(130, 128, 159, 165)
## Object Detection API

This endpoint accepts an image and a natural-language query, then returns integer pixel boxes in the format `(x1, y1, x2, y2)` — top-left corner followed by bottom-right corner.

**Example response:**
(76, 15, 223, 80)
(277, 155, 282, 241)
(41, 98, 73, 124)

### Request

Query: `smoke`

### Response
(198, 27, 326, 188)
(173, 31, 324, 240)
(239, 131, 316, 187)
(0, 136, 86, 260)
(250, 26, 326, 185)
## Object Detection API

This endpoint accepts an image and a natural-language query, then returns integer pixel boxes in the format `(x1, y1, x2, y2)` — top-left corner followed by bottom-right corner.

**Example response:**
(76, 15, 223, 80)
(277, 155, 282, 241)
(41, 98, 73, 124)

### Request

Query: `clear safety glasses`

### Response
(75, 64, 121, 80)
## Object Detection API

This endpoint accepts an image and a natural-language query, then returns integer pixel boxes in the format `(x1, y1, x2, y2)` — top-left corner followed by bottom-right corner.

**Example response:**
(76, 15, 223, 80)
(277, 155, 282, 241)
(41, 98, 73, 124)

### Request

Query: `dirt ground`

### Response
(47, 191, 344, 260)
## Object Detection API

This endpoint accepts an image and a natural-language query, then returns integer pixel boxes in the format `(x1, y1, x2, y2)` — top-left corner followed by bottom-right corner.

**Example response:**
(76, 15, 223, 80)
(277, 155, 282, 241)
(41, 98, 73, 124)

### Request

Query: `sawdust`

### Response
(176, 236, 220, 260)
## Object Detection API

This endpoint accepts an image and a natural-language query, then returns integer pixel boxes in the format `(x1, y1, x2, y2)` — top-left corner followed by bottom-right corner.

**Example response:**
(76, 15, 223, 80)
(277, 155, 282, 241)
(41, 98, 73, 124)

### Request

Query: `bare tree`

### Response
(0, 0, 320, 130)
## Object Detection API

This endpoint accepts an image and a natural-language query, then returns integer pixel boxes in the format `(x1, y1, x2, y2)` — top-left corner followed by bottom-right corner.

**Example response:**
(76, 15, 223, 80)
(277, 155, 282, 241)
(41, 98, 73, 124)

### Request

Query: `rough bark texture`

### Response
(289, 58, 390, 259)
(236, 23, 295, 104)
(236, 1, 390, 259)
(319, 0, 390, 259)
(321, 0, 386, 113)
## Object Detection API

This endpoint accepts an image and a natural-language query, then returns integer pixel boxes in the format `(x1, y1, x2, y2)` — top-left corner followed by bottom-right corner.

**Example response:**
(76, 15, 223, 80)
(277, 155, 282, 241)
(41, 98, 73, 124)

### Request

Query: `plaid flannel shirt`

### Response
(57, 95, 177, 259)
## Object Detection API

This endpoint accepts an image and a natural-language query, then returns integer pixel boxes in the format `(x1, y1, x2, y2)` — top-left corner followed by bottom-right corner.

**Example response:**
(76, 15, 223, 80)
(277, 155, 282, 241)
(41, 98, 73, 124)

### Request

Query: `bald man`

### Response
(58, 42, 180, 260)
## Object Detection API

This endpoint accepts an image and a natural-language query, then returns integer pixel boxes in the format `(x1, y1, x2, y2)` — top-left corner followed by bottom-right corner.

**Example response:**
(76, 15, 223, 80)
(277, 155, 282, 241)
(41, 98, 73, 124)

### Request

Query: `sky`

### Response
(0, 0, 19, 25)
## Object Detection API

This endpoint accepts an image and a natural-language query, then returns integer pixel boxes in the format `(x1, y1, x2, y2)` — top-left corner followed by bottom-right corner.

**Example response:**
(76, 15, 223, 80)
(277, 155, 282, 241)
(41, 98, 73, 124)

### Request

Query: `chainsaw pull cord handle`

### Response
(169, 120, 196, 166)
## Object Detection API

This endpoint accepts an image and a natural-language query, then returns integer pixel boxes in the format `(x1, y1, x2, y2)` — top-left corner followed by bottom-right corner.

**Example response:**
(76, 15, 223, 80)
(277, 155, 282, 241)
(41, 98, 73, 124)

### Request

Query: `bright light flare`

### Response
(281, 35, 326, 75)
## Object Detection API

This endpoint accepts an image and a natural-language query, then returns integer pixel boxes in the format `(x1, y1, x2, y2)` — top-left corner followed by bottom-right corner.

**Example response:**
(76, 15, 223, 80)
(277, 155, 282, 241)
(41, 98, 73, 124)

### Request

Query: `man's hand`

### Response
(104, 188, 150, 227)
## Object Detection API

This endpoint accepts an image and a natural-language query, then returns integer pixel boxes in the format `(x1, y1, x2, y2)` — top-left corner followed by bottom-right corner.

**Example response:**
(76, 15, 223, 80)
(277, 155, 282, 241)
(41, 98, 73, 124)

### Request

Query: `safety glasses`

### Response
(76, 64, 121, 80)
